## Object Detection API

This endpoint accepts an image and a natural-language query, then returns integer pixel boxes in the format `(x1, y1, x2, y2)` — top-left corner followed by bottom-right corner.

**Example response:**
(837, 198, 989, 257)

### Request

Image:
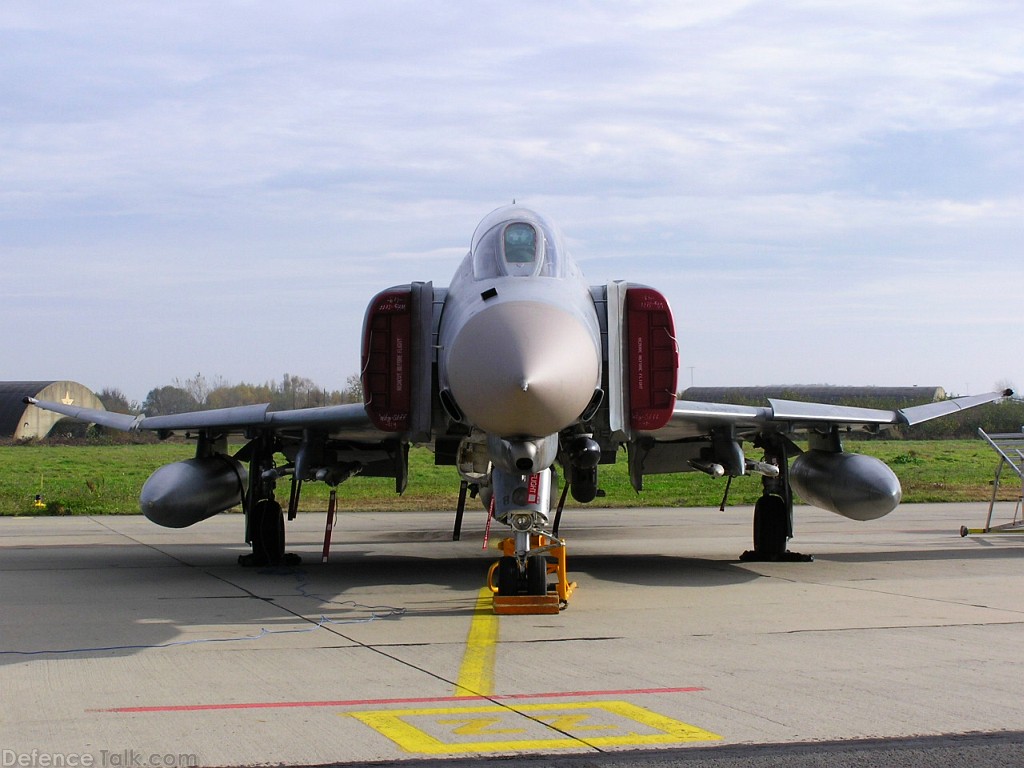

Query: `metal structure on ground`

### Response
(960, 427, 1024, 536)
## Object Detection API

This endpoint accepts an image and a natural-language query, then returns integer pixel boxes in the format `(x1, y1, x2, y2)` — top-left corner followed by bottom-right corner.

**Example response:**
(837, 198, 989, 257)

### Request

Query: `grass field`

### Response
(0, 438, 1017, 518)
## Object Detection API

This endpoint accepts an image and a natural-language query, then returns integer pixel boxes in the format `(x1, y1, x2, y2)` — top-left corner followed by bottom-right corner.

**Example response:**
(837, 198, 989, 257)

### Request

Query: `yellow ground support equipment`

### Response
(487, 535, 576, 615)
(960, 428, 1024, 537)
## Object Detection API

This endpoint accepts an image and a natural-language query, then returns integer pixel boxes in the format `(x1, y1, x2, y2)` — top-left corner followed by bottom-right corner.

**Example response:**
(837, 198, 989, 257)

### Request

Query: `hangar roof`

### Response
(0, 381, 59, 436)
(0, 381, 106, 439)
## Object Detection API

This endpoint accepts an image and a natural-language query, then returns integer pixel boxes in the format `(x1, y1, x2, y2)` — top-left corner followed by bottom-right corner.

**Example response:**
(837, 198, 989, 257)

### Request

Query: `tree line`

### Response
(98, 373, 363, 416)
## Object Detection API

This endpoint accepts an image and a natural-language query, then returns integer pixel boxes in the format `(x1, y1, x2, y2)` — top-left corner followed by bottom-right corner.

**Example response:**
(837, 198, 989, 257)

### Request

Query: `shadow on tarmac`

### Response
(0, 541, 759, 666)
(333, 730, 1024, 768)
(816, 546, 1024, 564)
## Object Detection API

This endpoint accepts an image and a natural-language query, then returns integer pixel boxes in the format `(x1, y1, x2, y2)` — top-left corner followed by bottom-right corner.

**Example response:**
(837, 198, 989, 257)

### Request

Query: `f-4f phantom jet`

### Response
(26, 206, 1009, 591)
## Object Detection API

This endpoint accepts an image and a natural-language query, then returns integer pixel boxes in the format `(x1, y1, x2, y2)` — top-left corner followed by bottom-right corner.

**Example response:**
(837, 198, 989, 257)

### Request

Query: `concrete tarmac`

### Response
(1, 502, 1023, 766)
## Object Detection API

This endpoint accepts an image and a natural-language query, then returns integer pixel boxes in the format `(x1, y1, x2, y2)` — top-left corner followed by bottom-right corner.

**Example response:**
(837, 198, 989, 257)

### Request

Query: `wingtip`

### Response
(23, 396, 37, 405)
(1003, 388, 1014, 398)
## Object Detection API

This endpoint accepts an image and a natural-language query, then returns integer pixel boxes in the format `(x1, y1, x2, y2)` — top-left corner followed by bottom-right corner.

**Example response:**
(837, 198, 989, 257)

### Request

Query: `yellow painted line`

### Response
(346, 701, 722, 755)
(454, 587, 498, 697)
(963, 528, 1024, 535)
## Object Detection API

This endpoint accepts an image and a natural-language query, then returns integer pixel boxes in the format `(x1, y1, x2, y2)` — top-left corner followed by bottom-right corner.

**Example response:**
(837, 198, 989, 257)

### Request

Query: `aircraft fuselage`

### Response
(437, 206, 603, 442)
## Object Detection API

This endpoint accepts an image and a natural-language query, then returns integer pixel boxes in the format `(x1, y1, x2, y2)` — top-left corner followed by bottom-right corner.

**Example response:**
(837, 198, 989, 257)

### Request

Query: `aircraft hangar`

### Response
(0, 381, 107, 439)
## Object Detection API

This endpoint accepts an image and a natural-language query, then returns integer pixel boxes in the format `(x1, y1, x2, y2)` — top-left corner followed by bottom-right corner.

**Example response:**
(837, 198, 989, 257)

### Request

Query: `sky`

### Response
(3, 1, 1022, 405)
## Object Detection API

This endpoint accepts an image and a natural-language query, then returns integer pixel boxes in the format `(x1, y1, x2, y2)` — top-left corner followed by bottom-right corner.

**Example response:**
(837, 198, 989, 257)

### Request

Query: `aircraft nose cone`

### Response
(446, 302, 600, 437)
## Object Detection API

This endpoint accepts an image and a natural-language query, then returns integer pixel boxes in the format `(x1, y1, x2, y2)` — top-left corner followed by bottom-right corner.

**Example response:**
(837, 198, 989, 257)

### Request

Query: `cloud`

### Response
(2, 1, 1021, 400)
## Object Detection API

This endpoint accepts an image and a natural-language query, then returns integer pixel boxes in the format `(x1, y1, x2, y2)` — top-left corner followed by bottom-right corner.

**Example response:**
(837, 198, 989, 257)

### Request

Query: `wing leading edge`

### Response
(654, 389, 1012, 440)
(23, 397, 383, 440)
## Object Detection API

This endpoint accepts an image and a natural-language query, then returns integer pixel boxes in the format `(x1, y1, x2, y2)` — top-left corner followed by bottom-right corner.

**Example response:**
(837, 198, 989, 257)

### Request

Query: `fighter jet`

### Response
(25, 205, 1010, 593)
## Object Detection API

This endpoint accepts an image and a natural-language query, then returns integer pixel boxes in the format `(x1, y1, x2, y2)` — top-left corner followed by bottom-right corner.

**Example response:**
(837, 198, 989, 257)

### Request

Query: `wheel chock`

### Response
(493, 594, 561, 615)
(486, 535, 577, 615)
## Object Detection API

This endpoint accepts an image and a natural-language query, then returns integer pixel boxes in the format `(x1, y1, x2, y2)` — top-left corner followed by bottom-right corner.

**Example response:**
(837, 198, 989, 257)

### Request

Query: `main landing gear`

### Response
(240, 494, 303, 567)
(740, 434, 813, 563)
(238, 437, 301, 568)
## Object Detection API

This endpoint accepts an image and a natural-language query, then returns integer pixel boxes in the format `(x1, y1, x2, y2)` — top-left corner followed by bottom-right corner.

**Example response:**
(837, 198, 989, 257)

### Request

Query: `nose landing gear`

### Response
(487, 535, 576, 615)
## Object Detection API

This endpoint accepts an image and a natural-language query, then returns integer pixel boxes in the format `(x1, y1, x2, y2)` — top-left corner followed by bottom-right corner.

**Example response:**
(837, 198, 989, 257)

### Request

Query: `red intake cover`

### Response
(626, 287, 678, 431)
(361, 289, 412, 432)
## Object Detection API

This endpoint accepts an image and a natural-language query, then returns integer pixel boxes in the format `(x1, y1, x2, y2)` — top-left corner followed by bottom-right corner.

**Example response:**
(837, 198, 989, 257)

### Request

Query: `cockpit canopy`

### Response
(470, 206, 569, 279)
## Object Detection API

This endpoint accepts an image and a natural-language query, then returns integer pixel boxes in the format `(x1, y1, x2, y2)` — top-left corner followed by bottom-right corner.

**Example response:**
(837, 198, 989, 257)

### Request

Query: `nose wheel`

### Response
(495, 554, 549, 596)
(487, 535, 576, 614)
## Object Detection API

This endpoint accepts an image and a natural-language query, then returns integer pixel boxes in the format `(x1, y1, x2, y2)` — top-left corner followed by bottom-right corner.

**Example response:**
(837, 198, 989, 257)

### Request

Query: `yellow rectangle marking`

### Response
(347, 700, 721, 755)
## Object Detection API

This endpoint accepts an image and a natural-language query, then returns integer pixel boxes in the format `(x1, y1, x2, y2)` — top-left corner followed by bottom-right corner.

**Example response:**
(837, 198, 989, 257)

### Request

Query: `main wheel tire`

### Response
(753, 494, 788, 557)
(252, 498, 285, 565)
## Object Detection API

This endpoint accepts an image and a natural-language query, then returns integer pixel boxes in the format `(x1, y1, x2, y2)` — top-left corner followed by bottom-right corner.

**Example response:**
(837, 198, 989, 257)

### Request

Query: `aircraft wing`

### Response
(23, 397, 385, 441)
(650, 390, 1012, 440)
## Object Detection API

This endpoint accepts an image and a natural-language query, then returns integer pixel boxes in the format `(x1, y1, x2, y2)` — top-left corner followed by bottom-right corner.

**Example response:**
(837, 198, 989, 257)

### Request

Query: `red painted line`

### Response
(94, 686, 705, 714)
